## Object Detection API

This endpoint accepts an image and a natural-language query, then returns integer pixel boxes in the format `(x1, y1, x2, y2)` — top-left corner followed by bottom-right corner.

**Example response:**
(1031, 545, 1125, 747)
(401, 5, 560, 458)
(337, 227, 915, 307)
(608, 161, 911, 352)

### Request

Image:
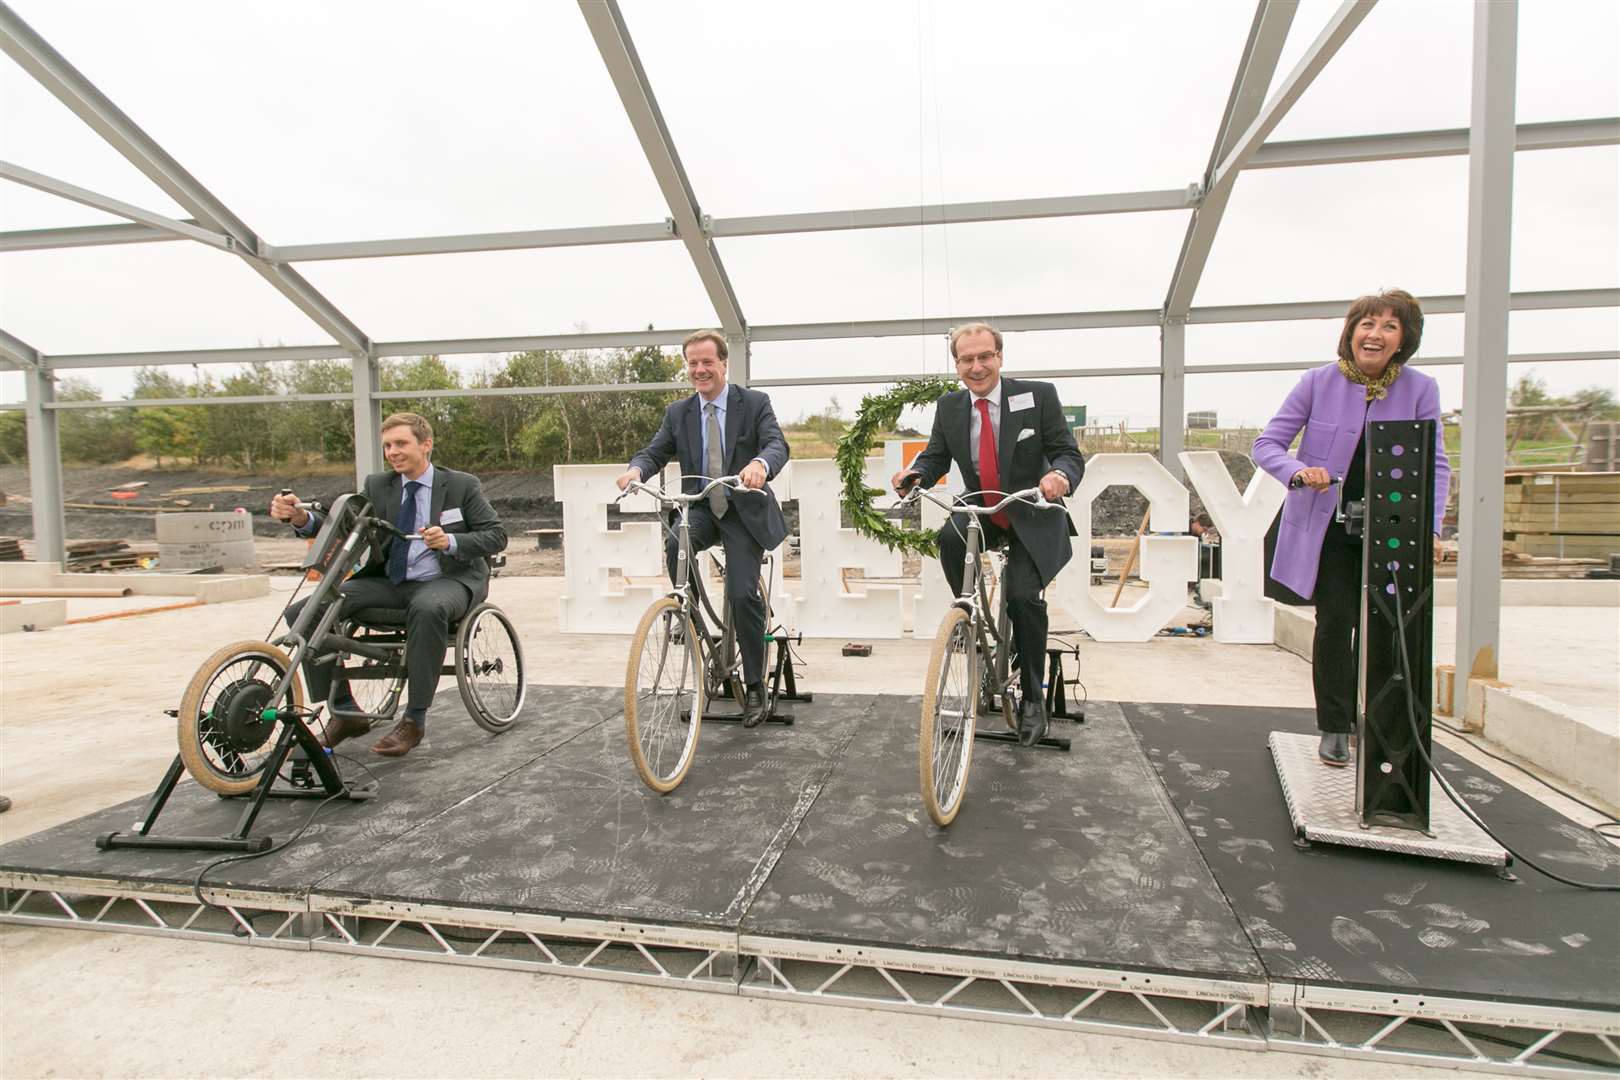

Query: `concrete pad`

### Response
(2, 574, 1614, 1080)
(0, 598, 65, 634)
(1473, 682, 1620, 807)
(1433, 577, 1620, 607)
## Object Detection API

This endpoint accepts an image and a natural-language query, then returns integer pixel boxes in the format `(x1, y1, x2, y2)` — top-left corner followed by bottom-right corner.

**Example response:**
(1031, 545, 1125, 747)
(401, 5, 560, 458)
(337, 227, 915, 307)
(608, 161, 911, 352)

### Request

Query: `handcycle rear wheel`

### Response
(919, 606, 977, 826)
(456, 602, 526, 732)
(178, 640, 305, 796)
(625, 597, 703, 793)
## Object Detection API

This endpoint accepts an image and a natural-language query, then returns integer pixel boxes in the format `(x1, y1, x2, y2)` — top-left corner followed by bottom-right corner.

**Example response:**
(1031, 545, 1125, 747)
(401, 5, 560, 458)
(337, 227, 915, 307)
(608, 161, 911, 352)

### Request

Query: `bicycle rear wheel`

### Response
(625, 597, 704, 793)
(919, 606, 977, 826)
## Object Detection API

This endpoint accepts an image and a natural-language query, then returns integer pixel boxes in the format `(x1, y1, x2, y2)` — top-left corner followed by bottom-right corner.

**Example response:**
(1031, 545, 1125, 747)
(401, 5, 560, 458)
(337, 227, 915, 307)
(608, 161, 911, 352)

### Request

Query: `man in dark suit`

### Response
(891, 322, 1085, 747)
(271, 412, 507, 757)
(616, 329, 790, 727)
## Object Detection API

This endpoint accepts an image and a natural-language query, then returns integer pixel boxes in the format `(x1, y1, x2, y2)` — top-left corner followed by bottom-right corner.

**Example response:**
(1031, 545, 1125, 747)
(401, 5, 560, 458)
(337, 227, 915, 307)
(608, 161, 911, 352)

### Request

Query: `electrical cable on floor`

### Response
(192, 737, 383, 913)
(1389, 568, 1619, 892)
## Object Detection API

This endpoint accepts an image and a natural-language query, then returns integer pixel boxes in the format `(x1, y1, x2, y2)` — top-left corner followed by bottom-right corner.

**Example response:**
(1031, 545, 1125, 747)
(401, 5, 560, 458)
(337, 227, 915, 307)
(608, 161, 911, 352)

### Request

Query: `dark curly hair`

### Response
(1338, 289, 1423, 367)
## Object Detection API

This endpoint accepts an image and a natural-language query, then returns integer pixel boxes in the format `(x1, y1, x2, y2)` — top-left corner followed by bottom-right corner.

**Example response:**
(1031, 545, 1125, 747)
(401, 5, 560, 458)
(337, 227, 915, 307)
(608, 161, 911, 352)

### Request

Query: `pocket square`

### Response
(1017, 428, 1036, 442)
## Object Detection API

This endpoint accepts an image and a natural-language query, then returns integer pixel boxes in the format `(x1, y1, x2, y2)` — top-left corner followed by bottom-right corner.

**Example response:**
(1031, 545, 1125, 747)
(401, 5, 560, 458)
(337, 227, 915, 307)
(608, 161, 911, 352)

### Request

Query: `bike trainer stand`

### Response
(702, 628, 810, 727)
(96, 707, 377, 854)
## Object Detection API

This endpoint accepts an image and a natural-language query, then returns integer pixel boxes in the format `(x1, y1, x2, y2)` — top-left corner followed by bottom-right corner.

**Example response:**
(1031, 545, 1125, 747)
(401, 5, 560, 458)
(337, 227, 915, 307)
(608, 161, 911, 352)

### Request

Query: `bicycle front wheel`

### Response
(625, 597, 704, 793)
(920, 606, 977, 826)
(178, 640, 304, 796)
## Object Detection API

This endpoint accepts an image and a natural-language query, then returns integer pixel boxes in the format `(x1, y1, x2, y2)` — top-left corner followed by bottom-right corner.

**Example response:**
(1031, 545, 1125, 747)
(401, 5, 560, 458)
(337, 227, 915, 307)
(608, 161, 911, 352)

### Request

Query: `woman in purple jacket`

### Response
(1252, 289, 1450, 767)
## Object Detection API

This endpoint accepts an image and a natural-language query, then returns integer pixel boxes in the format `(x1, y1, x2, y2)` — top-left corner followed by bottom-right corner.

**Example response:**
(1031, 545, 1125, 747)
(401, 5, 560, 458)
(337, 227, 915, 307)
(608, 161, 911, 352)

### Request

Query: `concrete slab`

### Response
(0, 598, 65, 634)
(2, 575, 1615, 1079)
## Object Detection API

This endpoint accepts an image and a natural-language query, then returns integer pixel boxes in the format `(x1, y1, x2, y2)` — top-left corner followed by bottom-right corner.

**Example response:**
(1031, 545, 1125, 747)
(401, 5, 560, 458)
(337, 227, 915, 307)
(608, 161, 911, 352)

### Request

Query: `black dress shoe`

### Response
(1016, 698, 1048, 748)
(741, 685, 769, 729)
(1318, 732, 1349, 767)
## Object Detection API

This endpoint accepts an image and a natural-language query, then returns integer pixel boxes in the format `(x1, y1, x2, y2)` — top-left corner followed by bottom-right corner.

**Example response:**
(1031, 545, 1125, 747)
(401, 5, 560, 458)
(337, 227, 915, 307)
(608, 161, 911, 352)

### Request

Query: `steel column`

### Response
(22, 362, 66, 565)
(351, 353, 382, 485)
(1455, 0, 1518, 687)
(577, 0, 748, 366)
(1159, 318, 1187, 475)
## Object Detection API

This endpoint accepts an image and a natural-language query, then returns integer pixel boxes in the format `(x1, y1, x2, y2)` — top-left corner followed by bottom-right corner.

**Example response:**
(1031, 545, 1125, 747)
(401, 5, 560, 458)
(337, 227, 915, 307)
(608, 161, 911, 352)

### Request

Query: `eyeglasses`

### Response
(955, 350, 1000, 366)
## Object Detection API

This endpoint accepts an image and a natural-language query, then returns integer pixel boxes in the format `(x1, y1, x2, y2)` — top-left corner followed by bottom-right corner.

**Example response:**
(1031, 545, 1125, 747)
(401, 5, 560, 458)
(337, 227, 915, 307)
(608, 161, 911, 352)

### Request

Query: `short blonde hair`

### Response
(682, 328, 729, 361)
(949, 322, 1003, 360)
(380, 411, 433, 444)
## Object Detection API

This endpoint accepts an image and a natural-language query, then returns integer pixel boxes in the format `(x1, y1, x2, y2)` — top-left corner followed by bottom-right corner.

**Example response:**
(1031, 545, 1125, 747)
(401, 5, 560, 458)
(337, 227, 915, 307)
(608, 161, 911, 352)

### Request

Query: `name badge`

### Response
(440, 508, 464, 525)
(1008, 392, 1035, 412)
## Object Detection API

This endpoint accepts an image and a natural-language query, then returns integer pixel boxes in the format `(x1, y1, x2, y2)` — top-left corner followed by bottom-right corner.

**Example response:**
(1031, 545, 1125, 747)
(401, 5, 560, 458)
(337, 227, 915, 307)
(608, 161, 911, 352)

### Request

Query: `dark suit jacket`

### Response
(909, 376, 1086, 584)
(629, 383, 791, 552)
(313, 466, 507, 603)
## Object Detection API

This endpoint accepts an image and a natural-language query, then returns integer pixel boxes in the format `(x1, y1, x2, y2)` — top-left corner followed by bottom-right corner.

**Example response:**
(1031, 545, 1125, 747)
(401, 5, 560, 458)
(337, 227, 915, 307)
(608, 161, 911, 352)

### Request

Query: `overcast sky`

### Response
(1, 0, 1616, 433)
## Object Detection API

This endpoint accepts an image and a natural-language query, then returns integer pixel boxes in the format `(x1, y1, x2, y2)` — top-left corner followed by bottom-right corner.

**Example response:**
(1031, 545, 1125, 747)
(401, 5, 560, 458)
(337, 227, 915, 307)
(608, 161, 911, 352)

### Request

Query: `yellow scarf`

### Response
(1337, 356, 1403, 402)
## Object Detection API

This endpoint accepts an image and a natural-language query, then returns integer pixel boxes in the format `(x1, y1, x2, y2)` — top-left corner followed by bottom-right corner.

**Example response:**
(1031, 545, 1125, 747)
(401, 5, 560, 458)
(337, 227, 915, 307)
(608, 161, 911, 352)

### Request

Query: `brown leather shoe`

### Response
(319, 713, 372, 751)
(371, 719, 424, 757)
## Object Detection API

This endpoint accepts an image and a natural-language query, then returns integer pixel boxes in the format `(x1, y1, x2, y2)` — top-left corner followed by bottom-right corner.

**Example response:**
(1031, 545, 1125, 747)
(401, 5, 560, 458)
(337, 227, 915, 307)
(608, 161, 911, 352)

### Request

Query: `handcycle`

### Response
(617, 474, 804, 793)
(896, 481, 1069, 827)
(97, 491, 524, 853)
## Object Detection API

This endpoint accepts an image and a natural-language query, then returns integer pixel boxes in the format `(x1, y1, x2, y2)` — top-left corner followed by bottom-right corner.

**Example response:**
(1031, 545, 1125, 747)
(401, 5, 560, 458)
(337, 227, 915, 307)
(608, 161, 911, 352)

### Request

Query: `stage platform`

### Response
(3, 688, 1616, 1075)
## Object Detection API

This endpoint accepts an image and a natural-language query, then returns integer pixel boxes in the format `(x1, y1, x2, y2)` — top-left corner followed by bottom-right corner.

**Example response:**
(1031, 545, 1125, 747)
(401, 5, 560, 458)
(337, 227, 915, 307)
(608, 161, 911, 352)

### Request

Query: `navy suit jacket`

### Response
(629, 383, 791, 552)
(909, 376, 1085, 584)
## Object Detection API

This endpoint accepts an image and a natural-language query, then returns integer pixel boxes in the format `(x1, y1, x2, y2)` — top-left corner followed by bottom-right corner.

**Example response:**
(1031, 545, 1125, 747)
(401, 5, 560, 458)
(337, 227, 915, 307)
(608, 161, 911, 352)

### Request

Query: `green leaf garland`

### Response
(835, 376, 960, 556)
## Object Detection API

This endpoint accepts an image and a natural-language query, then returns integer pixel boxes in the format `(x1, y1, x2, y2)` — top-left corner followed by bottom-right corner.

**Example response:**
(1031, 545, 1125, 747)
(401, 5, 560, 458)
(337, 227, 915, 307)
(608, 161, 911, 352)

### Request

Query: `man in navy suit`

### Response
(617, 330, 791, 727)
(891, 323, 1085, 747)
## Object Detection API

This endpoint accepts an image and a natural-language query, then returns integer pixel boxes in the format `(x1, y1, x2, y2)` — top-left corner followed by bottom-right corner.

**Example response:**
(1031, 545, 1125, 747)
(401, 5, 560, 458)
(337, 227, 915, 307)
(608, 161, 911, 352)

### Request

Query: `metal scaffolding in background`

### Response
(1, 0, 1617, 684)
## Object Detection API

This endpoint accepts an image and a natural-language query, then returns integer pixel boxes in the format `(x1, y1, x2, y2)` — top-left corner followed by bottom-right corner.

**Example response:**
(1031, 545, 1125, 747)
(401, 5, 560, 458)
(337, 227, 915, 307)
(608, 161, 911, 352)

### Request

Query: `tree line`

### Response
(0, 346, 687, 471)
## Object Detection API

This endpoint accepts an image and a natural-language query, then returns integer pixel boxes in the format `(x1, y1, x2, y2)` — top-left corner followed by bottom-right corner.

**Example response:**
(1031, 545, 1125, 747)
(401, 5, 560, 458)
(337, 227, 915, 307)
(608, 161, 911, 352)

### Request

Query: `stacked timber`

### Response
(1502, 472, 1620, 559)
(0, 537, 22, 561)
(64, 539, 155, 572)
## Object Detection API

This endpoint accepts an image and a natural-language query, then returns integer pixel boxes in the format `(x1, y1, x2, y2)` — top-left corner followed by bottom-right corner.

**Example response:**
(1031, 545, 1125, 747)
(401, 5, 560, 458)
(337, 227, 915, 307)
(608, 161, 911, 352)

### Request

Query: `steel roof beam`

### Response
(577, 0, 746, 349)
(0, 1, 370, 354)
(1164, 0, 1300, 318)
(0, 160, 234, 250)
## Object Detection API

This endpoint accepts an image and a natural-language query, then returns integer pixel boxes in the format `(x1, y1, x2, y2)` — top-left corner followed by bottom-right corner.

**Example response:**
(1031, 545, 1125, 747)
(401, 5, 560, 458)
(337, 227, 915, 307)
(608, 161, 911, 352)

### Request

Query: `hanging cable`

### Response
(1388, 566, 1618, 891)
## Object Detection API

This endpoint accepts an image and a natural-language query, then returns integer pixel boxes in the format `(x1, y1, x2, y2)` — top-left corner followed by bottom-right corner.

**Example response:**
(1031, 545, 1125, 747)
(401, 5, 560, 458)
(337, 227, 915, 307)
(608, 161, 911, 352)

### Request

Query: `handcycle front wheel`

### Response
(625, 596, 704, 793)
(456, 603, 526, 733)
(919, 605, 977, 827)
(177, 640, 305, 796)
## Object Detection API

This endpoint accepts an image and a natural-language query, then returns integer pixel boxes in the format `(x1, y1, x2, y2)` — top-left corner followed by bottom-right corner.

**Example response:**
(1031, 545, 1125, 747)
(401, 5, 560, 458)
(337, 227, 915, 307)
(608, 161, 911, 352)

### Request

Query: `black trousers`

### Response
(287, 575, 474, 726)
(665, 505, 768, 686)
(1312, 531, 1363, 735)
(937, 515, 1047, 704)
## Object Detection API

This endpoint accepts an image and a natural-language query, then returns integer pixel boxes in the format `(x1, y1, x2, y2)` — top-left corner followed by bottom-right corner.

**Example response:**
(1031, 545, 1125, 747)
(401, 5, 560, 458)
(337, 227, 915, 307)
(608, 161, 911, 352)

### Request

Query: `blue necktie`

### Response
(387, 480, 422, 585)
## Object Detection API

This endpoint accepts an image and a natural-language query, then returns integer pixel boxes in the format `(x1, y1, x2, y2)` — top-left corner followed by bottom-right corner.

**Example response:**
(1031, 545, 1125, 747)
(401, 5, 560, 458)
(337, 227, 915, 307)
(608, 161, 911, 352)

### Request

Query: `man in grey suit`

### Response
(271, 412, 507, 757)
(891, 323, 1085, 747)
(616, 329, 790, 728)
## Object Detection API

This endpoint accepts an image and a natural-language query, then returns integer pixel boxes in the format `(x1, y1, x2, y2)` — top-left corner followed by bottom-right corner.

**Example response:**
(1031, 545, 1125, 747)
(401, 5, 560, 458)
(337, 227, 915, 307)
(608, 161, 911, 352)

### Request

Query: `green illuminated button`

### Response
(1387, 538, 1400, 549)
(1389, 491, 1402, 502)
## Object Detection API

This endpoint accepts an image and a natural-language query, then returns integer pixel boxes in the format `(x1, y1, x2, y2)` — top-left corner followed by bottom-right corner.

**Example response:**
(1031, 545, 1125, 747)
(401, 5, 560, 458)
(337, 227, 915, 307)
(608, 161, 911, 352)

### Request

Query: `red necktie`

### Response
(975, 397, 1010, 528)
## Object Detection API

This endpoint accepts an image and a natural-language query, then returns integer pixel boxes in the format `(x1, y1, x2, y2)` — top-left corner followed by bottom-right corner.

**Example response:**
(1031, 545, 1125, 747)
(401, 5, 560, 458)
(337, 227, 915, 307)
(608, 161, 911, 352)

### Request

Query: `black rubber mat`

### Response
(0, 684, 617, 893)
(1122, 701, 1620, 1010)
(313, 694, 872, 930)
(741, 696, 1265, 982)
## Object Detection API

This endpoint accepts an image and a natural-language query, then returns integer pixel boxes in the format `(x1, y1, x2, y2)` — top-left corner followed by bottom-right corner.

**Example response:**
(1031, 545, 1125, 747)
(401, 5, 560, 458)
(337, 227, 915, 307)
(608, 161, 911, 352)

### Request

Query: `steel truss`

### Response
(6, 868, 1617, 1075)
(1, 873, 309, 949)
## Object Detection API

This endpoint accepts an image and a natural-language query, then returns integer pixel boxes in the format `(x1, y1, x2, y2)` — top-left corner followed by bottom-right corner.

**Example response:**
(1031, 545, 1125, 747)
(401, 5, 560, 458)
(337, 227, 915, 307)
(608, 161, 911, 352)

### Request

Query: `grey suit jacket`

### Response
(312, 466, 507, 603)
(909, 376, 1085, 585)
(629, 383, 791, 552)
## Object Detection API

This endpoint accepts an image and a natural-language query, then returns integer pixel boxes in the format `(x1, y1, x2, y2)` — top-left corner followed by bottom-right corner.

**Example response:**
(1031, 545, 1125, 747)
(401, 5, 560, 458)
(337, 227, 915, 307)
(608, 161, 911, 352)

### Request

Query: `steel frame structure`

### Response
(1, 0, 1617, 677)
(5, 870, 1617, 1076)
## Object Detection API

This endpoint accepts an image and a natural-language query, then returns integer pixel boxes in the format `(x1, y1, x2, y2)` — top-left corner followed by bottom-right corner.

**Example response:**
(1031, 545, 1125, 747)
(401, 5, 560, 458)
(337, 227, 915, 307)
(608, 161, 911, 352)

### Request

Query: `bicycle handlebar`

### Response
(615, 475, 763, 506)
(898, 485, 1057, 516)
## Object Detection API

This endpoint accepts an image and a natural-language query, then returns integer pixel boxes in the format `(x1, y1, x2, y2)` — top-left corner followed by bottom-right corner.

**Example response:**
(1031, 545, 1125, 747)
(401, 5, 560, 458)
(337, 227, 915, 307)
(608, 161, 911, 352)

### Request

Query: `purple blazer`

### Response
(1252, 362, 1450, 600)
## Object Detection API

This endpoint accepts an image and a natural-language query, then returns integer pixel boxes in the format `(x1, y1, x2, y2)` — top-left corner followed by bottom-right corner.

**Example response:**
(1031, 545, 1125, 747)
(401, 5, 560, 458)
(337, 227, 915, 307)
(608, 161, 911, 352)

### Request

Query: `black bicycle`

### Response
(175, 492, 525, 796)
